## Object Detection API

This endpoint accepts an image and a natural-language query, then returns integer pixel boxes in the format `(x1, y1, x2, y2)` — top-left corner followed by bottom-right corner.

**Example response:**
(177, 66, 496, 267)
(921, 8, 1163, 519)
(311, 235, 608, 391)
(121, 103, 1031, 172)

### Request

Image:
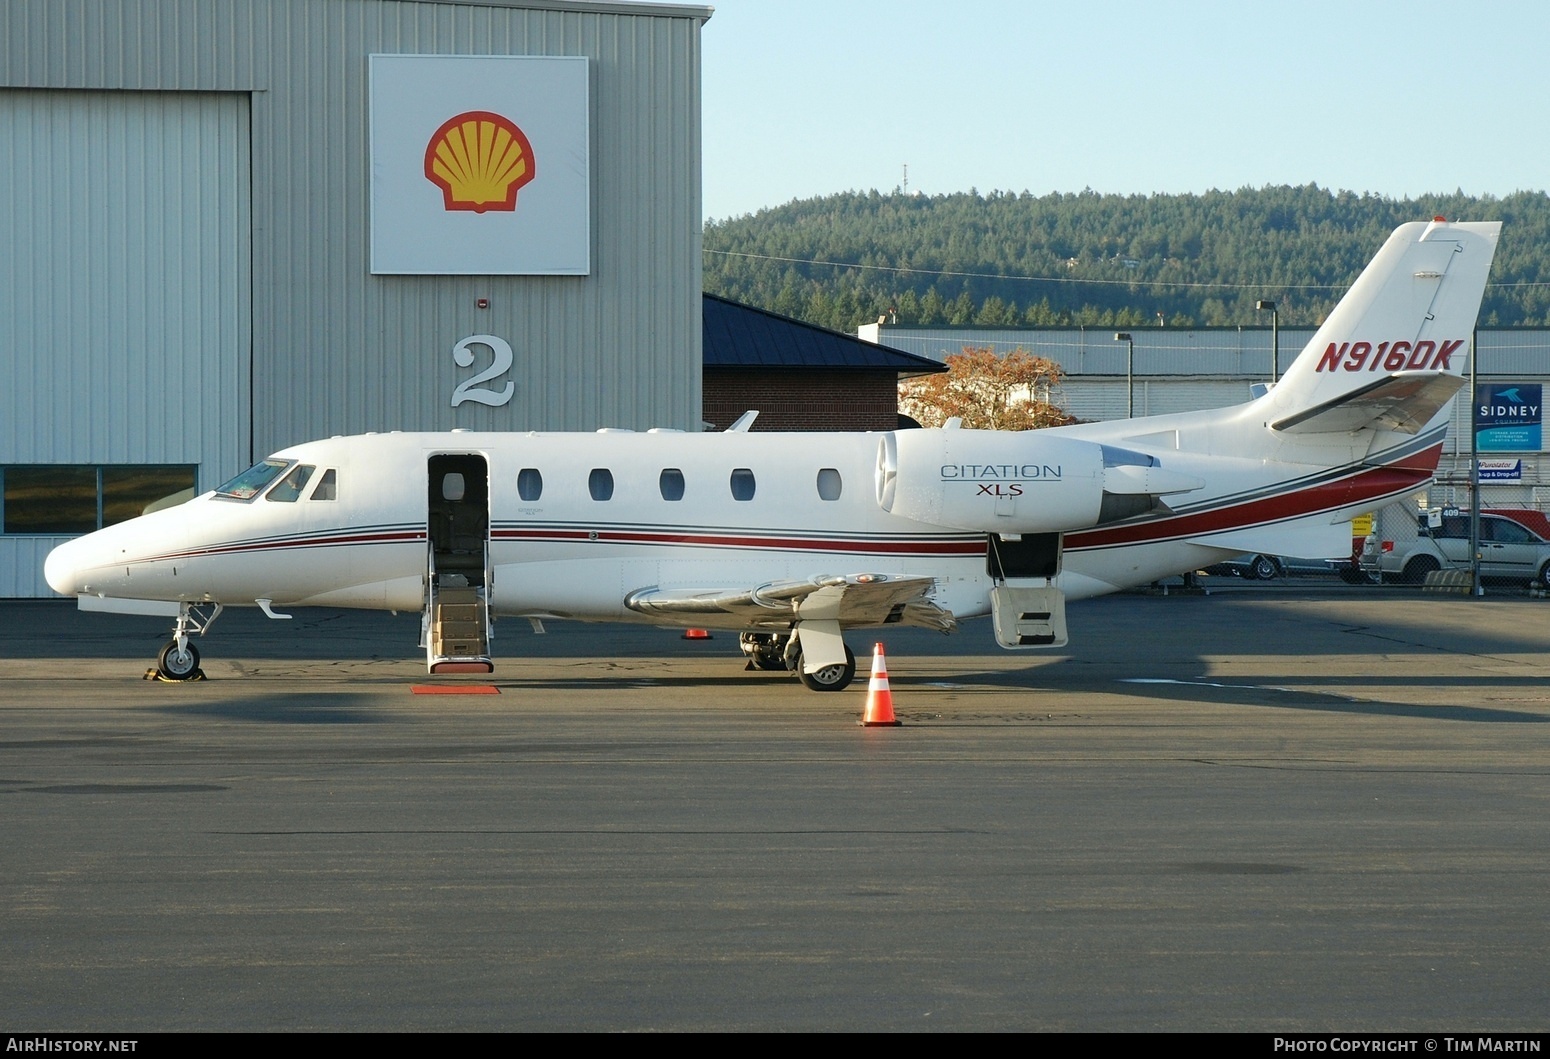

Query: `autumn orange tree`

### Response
(899, 347, 1071, 430)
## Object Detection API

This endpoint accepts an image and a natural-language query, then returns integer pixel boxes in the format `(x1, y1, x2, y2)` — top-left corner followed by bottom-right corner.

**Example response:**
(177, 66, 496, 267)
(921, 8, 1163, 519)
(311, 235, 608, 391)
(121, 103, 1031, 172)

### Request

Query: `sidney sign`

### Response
(1475, 384, 1542, 452)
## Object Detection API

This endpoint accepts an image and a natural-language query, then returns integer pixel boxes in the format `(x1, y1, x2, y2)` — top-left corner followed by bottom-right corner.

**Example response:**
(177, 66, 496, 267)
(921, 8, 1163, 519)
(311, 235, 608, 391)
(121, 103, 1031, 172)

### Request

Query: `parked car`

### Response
(1365, 510, 1550, 585)
(1205, 553, 1353, 580)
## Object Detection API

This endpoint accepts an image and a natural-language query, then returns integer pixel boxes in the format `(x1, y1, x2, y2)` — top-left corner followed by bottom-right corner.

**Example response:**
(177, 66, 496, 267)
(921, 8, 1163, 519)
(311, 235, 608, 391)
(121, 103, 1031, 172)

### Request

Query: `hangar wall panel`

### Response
(0, 89, 251, 596)
(0, 90, 250, 465)
(0, 539, 71, 599)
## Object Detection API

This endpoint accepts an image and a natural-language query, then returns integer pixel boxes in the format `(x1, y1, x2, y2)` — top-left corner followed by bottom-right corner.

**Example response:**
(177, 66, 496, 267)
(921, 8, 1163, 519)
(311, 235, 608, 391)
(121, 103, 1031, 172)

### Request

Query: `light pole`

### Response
(1257, 300, 1279, 382)
(1114, 332, 1134, 418)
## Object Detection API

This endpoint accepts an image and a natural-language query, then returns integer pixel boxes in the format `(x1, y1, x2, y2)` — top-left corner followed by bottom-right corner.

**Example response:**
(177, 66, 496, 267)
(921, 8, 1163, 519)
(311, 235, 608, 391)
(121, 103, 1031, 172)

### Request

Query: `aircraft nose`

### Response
(44, 537, 86, 596)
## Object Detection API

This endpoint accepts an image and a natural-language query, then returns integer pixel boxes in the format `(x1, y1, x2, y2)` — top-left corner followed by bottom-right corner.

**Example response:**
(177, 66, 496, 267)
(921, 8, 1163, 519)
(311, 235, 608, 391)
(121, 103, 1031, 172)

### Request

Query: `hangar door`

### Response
(0, 90, 251, 596)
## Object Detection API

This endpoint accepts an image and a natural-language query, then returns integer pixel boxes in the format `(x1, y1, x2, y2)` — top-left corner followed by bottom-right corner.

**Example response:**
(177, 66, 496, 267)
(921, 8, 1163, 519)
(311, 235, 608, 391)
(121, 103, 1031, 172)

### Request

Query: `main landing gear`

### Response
(792, 645, 856, 692)
(738, 631, 858, 692)
(154, 602, 223, 681)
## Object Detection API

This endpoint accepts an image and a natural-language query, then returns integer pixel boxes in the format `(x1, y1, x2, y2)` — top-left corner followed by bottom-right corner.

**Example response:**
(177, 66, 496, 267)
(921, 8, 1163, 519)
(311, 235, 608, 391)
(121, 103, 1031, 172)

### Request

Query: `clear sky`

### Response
(700, 0, 1550, 222)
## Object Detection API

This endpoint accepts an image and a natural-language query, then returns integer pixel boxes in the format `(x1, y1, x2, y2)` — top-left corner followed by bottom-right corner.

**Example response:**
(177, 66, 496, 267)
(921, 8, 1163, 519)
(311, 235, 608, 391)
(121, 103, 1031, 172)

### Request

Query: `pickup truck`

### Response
(1366, 510, 1550, 585)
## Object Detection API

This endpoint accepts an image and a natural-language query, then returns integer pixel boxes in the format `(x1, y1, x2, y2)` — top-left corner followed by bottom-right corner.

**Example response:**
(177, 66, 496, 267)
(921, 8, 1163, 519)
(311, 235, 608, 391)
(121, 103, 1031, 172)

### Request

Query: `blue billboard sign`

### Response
(1476, 384, 1542, 452)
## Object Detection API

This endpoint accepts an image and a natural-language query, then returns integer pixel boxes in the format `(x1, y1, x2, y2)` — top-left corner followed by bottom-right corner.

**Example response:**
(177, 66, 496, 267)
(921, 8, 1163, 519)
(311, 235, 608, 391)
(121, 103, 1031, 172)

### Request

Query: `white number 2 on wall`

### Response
(450, 334, 516, 407)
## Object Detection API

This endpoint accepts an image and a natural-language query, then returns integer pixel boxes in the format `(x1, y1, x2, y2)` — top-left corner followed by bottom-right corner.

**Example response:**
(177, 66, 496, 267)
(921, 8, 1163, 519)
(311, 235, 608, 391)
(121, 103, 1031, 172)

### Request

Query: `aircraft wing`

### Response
(624, 574, 955, 632)
(1271, 371, 1467, 435)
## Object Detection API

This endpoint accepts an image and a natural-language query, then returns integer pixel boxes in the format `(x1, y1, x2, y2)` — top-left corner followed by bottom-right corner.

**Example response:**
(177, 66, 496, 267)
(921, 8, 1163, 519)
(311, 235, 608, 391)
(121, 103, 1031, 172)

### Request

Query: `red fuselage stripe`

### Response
(1066, 450, 1439, 551)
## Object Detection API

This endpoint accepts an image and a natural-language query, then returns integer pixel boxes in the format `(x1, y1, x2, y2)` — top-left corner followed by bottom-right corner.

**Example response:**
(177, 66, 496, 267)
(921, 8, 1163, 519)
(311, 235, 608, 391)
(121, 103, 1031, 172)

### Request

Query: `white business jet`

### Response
(46, 219, 1499, 688)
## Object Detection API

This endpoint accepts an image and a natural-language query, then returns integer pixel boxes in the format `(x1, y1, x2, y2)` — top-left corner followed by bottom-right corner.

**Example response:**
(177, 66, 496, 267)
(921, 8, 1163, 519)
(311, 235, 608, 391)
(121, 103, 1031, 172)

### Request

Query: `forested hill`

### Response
(702, 185, 1550, 332)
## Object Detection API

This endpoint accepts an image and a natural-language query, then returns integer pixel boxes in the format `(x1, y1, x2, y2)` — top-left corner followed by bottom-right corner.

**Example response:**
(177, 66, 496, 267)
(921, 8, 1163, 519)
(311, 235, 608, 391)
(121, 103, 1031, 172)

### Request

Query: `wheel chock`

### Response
(144, 668, 206, 682)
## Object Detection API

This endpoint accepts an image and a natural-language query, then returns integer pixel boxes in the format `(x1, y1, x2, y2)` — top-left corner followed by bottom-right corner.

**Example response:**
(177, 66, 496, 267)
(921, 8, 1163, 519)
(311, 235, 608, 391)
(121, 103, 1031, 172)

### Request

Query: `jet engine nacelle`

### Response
(875, 429, 1202, 534)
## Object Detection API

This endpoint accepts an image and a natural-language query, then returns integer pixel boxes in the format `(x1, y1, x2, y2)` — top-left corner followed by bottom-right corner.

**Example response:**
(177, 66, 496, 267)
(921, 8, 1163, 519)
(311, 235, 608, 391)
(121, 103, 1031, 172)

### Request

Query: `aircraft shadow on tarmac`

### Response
(1093, 676, 1549, 724)
(9, 595, 1550, 728)
(144, 694, 393, 725)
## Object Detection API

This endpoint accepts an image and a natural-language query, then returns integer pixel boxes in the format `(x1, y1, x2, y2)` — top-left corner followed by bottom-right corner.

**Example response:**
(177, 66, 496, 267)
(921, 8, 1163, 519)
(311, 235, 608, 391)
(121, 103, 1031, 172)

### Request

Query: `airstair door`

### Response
(424, 454, 493, 673)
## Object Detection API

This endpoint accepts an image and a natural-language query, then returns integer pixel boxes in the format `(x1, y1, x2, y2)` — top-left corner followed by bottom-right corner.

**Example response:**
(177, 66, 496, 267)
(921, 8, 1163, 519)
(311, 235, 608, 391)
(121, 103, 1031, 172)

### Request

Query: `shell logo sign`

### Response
(424, 111, 536, 214)
(370, 54, 590, 275)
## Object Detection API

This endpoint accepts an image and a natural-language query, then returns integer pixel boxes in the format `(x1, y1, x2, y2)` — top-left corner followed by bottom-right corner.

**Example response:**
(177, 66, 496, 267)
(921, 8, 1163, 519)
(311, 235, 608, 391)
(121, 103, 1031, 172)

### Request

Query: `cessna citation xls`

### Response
(47, 219, 1500, 689)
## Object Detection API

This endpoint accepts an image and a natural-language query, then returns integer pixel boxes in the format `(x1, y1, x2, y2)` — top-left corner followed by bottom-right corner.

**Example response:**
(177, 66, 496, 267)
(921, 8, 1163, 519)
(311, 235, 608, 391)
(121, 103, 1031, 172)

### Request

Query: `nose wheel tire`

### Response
(157, 640, 201, 681)
(794, 646, 856, 692)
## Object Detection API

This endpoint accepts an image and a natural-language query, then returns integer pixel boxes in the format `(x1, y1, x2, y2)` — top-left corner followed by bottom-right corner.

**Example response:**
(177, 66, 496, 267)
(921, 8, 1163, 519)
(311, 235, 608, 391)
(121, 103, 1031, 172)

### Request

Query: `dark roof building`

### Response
(702, 295, 944, 431)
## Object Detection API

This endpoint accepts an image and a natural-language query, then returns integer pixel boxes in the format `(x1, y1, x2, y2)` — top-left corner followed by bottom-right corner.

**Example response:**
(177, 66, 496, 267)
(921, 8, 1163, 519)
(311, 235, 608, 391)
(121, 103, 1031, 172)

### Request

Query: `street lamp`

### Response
(1114, 332, 1134, 418)
(1257, 300, 1279, 382)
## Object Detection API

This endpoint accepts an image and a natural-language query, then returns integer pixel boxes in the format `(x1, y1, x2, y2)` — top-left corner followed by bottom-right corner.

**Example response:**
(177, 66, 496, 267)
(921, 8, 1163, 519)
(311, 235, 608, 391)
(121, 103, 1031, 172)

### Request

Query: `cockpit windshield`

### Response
(215, 459, 291, 501)
(265, 464, 315, 503)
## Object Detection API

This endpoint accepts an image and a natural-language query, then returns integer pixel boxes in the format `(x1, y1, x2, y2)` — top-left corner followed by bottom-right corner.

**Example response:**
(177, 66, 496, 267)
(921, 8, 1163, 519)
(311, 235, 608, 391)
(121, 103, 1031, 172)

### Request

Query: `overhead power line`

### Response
(704, 248, 1548, 291)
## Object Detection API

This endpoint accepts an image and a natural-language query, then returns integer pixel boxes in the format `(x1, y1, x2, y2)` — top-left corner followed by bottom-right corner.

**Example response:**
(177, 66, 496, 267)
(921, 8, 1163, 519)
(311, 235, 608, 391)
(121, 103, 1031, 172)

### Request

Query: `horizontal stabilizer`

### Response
(1270, 371, 1467, 435)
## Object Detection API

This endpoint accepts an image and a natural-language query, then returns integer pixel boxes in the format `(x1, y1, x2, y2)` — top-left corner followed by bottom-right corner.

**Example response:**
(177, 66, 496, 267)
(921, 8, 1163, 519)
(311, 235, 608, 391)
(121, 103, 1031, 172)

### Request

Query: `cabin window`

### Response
(1, 464, 198, 534)
(216, 459, 289, 501)
(517, 467, 543, 502)
(265, 464, 316, 503)
(816, 467, 843, 501)
(589, 468, 614, 501)
(659, 468, 685, 501)
(730, 468, 756, 501)
(309, 469, 338, 501)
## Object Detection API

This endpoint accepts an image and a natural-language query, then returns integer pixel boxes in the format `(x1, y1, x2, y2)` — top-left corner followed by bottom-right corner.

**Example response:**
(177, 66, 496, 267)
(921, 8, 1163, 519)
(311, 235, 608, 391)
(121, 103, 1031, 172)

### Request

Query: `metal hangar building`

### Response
(0, 0, 712, 596)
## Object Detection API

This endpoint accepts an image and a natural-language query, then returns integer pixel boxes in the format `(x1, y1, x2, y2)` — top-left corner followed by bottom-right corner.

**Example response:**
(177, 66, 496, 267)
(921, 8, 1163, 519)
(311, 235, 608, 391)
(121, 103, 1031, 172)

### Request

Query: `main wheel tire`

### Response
(794, 646, 856, 692)
(1339, 566, 1380, 585)
(752, 653, 788, 672)
(1401, 555, 1440, 585)
(1250, 554, 1280, 580)
(157, 640, 201, 680)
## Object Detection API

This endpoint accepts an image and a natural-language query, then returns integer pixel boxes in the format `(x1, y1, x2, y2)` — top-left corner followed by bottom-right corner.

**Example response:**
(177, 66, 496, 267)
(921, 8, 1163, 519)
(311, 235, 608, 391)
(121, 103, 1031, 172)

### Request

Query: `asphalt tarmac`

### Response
(2, 586, 1548, 1031)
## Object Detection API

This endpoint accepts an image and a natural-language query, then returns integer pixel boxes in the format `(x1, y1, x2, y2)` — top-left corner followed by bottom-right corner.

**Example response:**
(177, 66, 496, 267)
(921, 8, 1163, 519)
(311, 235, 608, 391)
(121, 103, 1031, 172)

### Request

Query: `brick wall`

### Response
(703, 370, 900, 431)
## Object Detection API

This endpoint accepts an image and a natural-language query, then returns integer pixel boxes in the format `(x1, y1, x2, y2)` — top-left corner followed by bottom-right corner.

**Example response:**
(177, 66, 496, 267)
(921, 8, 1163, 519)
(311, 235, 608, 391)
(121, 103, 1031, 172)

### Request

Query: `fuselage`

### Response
(44, 407, 1436, 632)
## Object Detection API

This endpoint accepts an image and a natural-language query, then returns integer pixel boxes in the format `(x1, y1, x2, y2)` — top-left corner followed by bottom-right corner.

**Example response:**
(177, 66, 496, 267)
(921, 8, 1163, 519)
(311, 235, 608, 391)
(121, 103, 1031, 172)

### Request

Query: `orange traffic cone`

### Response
(859, 642, 901, 727)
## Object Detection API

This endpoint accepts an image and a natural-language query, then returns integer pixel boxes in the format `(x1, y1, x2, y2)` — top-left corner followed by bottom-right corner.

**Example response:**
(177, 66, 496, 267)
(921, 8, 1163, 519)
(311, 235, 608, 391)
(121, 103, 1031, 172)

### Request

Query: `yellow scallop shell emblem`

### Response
(424, 110, 536, 213)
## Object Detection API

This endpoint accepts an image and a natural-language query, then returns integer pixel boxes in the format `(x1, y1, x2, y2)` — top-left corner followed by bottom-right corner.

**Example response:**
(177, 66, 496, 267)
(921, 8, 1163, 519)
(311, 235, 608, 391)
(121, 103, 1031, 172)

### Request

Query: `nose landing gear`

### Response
(152, 602, 223, 681)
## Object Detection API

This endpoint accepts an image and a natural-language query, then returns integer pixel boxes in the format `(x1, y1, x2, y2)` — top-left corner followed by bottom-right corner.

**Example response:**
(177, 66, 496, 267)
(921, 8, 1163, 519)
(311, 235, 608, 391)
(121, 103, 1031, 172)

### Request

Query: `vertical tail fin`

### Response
(1265, 219, 1500, 434)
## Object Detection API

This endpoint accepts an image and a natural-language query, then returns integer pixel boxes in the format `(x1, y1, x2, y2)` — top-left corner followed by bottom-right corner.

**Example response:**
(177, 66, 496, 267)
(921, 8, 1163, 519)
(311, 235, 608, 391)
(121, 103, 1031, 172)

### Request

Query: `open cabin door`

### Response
(424, 454, 493, 673)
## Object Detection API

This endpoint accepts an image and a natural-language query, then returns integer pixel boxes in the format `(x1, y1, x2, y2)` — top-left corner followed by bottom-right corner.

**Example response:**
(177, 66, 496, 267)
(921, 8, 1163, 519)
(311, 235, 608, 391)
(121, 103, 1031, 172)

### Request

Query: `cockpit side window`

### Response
(308, 468, 338, 501)
(265, 464, 315, 503)
(215, 459, 290, 501)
